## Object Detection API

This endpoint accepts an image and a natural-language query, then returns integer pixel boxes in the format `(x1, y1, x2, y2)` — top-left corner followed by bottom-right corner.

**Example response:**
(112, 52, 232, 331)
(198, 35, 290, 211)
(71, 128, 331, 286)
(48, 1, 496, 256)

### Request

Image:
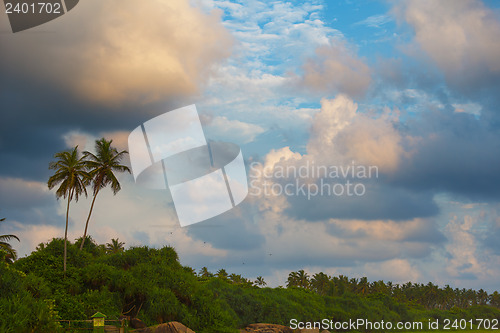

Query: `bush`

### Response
(0, 261, 60, 332)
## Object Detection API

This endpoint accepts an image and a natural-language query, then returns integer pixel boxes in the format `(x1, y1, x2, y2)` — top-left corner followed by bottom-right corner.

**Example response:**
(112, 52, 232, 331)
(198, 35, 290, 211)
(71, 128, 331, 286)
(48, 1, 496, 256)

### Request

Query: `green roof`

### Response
(91, 312, 107, 318)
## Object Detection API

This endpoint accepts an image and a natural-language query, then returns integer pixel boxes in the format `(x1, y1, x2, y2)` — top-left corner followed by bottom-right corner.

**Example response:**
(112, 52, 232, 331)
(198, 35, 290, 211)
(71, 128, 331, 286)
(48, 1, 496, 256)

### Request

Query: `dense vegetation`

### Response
(1, 237, 499, 332)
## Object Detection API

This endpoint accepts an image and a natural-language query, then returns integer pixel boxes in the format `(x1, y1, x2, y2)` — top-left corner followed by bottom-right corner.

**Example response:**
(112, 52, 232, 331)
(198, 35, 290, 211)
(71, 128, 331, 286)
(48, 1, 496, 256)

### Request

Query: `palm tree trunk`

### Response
(80, 189, 99, 250)
(64, 189, 73, 273)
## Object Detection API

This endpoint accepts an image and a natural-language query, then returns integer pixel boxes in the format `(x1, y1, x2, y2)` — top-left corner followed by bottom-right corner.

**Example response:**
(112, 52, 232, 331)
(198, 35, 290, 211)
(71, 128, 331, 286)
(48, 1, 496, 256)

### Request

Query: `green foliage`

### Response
(6, 238, 500, 332)
(78, 288, 122, 318)
(0, 261, 60, 332)
(0, 216, 20, 263)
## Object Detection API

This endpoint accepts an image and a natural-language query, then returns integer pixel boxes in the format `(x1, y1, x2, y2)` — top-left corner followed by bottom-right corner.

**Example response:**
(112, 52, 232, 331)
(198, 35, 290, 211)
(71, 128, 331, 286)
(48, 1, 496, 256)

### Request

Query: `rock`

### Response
(131, 321, 196, 333)
(152, 321, 196, 333)
(240, 323, 293, 333)
(130, 317, 147, 329)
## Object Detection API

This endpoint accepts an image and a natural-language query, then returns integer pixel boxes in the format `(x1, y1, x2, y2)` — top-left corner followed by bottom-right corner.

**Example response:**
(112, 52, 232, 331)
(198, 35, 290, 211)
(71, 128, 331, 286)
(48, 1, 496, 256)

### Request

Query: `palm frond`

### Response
(0, 234, 20, 242)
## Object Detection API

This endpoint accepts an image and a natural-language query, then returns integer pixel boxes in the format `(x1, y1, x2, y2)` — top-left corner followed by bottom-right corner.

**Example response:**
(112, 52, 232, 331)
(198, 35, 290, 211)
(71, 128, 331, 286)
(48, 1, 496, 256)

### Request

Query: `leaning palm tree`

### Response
(48, 146, 88, 272)
(105, 238, 125, 254)
(0, 216, 20, 263)
(80, 138, 130, 250)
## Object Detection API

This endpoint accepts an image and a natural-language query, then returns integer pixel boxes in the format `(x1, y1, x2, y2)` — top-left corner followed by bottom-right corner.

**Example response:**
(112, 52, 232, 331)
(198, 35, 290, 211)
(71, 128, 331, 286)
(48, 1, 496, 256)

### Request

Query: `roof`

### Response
(91, 312, 107, 318)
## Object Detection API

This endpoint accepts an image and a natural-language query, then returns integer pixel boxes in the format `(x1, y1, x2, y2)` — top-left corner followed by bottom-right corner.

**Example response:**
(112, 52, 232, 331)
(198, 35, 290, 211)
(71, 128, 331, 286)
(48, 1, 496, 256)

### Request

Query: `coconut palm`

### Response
(254, 276, 267, 287)
(199, 267, 213, 278)
(0, 216, 20, 263)
(310, 272, 329, 295)
(287, 270, 310, 289)
(80, 138, 130, 250)
(48, 146, 89, 272)
(105, 238, 125, 254)
(216, 268, 229, 280)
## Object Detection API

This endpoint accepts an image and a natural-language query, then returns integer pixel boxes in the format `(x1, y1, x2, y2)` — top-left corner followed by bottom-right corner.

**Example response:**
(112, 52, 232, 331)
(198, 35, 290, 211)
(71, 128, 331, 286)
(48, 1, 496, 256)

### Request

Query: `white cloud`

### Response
(196, 0, 341, 143)
(63, 131, 96, 151)
(5, 222, 63, 258)
(307, 95, 405, 172)
(452, 103, 482, 116)
(300, 40, 372, 98)
(355, 14, 393, 28)
(0, 0, 233, 105)
(444, 214, 482, 279)
(205, 116, 264, 144)
(394, 0, 500, 88)
(363, 259, 421, 283)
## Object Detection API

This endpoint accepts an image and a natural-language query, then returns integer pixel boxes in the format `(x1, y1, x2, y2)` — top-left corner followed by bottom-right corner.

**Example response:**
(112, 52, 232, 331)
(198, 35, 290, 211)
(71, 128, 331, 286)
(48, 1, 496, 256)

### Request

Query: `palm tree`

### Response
(216, 268, 229, 280)
(80, 138, 130, 250)
(311, 272, 330, 295)
(199, 267, 213, 278)
(296, 269, 310, 289)
(358, 277, 369, 295)
(48, 146, 89, 272)
(254, 276, 267, 287)
(105, 238, 125, 254)
(0, 216, 20, 263)
(287, 271, 299, 288)
(229, 273, 243, 284)
(490, 291, 500, 308)
(287, 270, 310, 289)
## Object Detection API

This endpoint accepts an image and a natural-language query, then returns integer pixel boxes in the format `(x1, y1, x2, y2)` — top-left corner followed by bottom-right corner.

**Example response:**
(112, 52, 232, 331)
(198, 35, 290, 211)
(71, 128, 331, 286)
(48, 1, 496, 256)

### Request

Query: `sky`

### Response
(1, 0, 500, 291)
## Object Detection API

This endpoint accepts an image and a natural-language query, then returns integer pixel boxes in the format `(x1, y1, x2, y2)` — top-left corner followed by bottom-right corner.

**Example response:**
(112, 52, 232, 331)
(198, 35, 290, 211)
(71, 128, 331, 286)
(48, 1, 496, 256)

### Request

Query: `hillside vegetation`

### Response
(1, 238, 499, 332)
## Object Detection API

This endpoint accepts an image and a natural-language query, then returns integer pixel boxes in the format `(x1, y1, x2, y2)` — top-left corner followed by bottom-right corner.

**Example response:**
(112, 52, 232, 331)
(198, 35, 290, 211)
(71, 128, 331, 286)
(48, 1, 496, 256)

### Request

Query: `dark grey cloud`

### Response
(283, 180, 438, 221)
(185, 202, 265, 251)
(456, 272, 478, 281)
(0, 177, 61, 226)
(390, 108, 500, 201)
(0, 71, 192, 181)
(0, 0, 232, 185)
(484, 230, 500, 255)
(480, 207, 500, 255)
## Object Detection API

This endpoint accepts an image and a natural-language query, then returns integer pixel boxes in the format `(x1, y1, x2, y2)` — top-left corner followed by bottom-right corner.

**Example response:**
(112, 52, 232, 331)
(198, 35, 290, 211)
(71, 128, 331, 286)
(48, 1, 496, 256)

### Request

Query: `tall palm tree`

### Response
(80, 138, 130, 250)
(105, 238, 125, 254)
(0, 216, 20, 263)
(48, 146, 89, 272)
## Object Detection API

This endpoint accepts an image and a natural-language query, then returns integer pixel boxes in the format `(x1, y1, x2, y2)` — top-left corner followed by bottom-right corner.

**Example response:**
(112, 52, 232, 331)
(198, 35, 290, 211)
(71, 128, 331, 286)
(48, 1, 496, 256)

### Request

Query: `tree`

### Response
(358, 277, 369, 295)
(0, 216, 20, 263)
(80, 138, 130, 250)
(254, 276, 266, 287)
(216, 268, 228, 280)
(310, 272, 329, 295)
(229, 273, 242, 284)
(287, 270, 309, 289)
(199, 267, 213, 278)
(490, 291, 500, 308)
(48, 146, 89, 272)
(105, 238, 125, 254)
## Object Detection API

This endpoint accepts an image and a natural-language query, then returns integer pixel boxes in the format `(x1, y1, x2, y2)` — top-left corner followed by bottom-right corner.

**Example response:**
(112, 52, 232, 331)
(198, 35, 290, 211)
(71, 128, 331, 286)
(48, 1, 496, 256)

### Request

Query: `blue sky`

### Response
(1, 0, 500, 291)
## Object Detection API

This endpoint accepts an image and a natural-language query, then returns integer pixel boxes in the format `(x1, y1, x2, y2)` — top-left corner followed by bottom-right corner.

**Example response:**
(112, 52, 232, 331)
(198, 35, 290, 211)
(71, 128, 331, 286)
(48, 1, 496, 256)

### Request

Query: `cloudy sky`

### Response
(1, 0, 500, 291)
